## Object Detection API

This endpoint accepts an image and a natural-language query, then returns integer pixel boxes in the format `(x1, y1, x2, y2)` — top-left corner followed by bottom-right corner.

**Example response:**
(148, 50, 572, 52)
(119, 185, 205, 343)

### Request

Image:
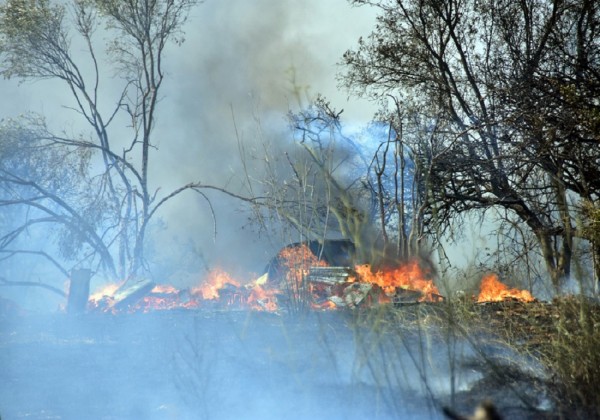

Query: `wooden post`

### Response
(67, 269, 91, 314)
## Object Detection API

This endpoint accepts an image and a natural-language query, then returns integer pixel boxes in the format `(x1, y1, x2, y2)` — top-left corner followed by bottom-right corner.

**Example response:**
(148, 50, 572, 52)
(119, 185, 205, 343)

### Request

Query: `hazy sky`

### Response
(0, 0, 379, 289)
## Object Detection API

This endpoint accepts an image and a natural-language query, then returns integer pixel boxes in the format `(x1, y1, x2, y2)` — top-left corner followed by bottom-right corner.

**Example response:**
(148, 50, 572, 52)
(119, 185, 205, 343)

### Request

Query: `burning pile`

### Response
(88, 269, 278, 313)
(87, 244, 535, 313)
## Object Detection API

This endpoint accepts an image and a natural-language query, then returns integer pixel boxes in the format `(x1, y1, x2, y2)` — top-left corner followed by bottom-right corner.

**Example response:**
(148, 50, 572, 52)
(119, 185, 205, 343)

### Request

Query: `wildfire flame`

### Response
(151, 284, 178, 294)
(89, 283, 119, 302)
(277, 244, 328, 286)
(476, 274, 535, 303)
(353, 260, 441, 302)
(247, 285, 278, 311)
(91, 245, 534, 313)
(191, 268, 240, 300)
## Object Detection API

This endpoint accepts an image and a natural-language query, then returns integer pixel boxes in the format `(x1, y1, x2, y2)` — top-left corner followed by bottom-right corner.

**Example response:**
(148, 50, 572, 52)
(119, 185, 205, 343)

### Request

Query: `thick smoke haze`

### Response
(157, 0, 378, 278)
(0, 0, 378, 299)
(153, 0, 378, 282)
(0, 5, 555, 420)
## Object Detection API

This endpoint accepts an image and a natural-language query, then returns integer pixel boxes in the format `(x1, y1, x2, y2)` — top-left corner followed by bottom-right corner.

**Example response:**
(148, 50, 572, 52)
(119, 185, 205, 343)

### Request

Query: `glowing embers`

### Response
(476, 273, 535, 303)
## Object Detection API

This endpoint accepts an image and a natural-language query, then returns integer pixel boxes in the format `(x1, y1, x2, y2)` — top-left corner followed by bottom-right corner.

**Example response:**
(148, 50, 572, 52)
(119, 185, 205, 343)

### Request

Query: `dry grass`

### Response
(444, 296, 600, 418)
(347, 294, 600, 418)
(540, 296, 600, 417)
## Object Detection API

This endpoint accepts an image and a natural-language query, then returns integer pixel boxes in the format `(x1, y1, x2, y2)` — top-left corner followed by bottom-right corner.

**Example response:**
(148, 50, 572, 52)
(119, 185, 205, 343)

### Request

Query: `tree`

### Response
(367, 101, 437, 262)
(341, 0, 600, 287)
(0, 0, 204, 287)
(234, 95, 430, 270)
(240, 97, 376, 258)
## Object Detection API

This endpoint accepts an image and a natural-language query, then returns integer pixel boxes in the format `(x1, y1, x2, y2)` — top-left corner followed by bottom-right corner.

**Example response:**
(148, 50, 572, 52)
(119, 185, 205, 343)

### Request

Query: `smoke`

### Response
(144, 0, 378, 281)
(0, 311, 482, 419)
(0, 0, 378, 300)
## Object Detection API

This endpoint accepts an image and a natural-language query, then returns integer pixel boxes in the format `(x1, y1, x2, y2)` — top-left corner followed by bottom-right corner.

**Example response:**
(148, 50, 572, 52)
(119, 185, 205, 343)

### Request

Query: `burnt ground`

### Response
(0, 303, 578, 419)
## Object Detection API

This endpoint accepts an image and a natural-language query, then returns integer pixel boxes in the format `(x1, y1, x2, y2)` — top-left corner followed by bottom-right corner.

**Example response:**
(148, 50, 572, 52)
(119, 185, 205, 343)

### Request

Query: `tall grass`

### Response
(541, 295, 600, 417)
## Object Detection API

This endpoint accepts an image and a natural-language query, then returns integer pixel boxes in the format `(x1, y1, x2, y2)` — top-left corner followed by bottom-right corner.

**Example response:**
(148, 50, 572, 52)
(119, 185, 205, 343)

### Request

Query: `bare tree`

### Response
(0, 0, 206, 288)
(234, 95, 432, 271)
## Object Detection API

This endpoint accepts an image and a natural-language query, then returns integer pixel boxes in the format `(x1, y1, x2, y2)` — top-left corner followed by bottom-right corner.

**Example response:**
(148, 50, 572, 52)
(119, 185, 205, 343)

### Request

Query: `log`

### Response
(307, 266, 354, 285)
(111, 279, 156, 310)
(67, 269, 91, 314)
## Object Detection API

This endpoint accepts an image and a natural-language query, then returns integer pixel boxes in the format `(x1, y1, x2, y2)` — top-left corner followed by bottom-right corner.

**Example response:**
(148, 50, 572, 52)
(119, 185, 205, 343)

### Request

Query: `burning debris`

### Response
(86, 244, 536, 313)
(477, 274, 535, 303)
(353, 262, 443, 303)
(88, 274, 275, 313)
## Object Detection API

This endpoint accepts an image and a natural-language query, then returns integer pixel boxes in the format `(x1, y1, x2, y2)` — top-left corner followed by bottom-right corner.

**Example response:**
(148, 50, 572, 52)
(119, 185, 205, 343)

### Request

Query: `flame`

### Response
(353, 260, 441, 302)
(89, 283, 119, 301)
(311, 299, 337, 310)
(191, 268, 241, 300)
(86, 248, 450, 313)
(151, 284, 178, 294)
(247, 285, 278, 311)
(135, 284, 187, 312)
(476, 274, 535, 303)
(277, 243, 328, 285)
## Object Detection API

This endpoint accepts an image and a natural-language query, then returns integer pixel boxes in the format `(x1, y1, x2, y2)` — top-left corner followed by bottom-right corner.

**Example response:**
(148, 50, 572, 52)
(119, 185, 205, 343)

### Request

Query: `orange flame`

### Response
(247, 285, 278, 311)
(88, 283, 119, 303)
(477, 274, 535, 303)
(278, 244, 328, 285)
(353, 260, 441, 302)
(151, 284, 178, 294)
(87, 250, 450, 312)
(191, 268, 241, 300)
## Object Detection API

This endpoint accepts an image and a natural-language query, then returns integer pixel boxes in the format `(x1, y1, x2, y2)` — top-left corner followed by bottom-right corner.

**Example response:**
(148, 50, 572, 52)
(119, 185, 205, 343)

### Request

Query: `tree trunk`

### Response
(593, 242, 600, 295)
(535, 230, 568, 289)
(67, 269, 91, 314)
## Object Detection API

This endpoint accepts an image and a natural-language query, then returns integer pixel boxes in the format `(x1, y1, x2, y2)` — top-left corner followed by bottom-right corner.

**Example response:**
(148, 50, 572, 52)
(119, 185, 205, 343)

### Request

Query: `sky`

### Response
(0, 0, 380, 300)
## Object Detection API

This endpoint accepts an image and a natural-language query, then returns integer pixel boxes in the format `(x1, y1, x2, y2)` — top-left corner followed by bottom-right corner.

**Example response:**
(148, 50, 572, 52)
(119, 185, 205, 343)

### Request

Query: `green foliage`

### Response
(0, 0, 71, 80)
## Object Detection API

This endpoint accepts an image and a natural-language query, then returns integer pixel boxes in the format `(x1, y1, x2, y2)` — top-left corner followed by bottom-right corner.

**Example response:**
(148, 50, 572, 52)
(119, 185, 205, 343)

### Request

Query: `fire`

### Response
(477, 274, 535, 303)
(272, 244, 330, 308)
(277, 244, 328, 286)
(86, 245, 452, 313)
(138, 291, 185, 312)
(89, 283, 119, 302)
(151, 284, 178, 294)
(87, 269, 278, 313)
(247, 285, 278, 311)
(191, 268, 241, 300)
(353, 260, 441, 302)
